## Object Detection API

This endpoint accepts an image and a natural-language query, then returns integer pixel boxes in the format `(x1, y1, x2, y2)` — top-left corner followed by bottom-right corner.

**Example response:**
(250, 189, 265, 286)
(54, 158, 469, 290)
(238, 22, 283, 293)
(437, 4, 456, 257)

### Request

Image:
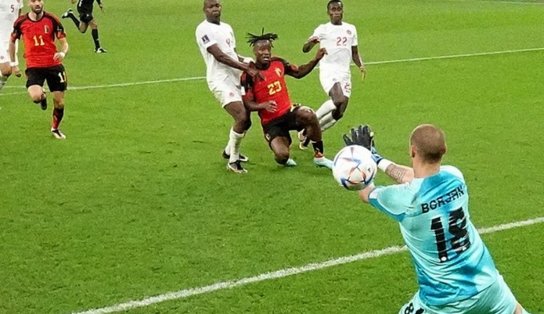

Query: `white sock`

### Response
(315, 99, 335, 120)
(228, 128, 244, 163)
(0, 76, 7, 91)
(319, 112, 337, 131)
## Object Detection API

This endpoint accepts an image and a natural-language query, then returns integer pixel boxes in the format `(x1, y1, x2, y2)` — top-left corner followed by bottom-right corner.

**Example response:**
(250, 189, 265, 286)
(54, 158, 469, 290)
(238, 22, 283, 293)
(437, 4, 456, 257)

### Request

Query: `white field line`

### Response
(73, 216, 544, 314)
(2, 47, 543, 97)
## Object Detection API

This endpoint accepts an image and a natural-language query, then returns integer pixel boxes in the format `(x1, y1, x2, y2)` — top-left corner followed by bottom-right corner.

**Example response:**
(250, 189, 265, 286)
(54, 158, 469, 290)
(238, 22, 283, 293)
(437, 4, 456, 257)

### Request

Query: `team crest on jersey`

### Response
(346, 30, 352, 35)
(201, 35, 210, 44)
(275, 67, 282, 77)
(44, 25, 50, 34)
(226, 38, 231, 46)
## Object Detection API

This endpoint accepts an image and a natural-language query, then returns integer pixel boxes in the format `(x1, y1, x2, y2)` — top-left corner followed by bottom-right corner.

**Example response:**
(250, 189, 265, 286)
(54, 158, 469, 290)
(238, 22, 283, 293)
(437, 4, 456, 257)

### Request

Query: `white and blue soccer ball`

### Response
(333, 145, 377, 190)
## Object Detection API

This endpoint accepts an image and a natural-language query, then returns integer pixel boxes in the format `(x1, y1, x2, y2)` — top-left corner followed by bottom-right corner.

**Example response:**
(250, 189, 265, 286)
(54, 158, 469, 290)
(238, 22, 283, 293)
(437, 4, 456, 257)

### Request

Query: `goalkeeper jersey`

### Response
(369, 165, 498, 306)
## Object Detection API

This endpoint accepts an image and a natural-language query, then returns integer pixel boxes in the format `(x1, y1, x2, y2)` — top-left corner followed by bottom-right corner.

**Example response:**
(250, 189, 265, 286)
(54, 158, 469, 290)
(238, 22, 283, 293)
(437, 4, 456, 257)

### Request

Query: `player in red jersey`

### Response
(9, 0, 69, 139)
(241, 31, 333, 169)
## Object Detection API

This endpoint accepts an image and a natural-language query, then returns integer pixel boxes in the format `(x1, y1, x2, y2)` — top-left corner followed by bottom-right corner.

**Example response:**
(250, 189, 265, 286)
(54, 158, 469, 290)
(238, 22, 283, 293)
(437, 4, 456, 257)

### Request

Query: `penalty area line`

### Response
(72, 216, 544, 314)
(2, 47, 543, 97)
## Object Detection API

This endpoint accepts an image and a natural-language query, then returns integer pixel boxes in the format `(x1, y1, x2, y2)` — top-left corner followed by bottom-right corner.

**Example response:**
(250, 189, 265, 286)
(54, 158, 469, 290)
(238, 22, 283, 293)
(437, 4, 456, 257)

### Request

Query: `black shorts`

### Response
(77, 5, 94, 23)
(25, 65, 68, 92)
(262, 105, 305, 145)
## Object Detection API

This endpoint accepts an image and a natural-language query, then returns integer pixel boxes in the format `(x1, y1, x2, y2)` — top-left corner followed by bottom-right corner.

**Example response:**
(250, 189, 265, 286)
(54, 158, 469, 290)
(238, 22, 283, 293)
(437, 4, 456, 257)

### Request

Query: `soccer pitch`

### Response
(1, 0, 543, 313)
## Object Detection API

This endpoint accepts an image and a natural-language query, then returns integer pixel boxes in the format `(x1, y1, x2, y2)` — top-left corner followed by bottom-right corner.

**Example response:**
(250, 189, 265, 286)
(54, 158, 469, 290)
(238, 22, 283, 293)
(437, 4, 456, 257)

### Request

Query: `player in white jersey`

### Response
(343, 124, 530, 314)
(195, 0, 259, 174)
(299, 0, 366, 149)
(0, 0, 23, 91)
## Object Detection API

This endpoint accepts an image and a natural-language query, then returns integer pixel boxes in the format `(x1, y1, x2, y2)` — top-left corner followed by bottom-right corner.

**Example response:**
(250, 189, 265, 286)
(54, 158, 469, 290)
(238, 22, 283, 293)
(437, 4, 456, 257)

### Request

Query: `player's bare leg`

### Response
(223, 101, 249, 173)
(0, 63, 12, 91)
(270, 136, 295, 167)
(62, 9, 81, 29)
(27, 85, 47, 110)
(317, 82, 349, 132)
(296, 106, 333, 169)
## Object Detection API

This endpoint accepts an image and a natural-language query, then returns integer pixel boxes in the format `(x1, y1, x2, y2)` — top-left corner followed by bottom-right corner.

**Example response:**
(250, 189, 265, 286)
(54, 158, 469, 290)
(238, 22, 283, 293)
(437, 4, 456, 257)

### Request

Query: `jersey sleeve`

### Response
(10, 16, 25, 41)
(240, 72, 254, 102)
(226, 24, 236, 49)
(368, 184, 412, 221)
(51, 15, 66, 39)
(275, 57, 298, 76)
(351, 25, 358, 47)
(440, 165, 465, 182)
(195, 24, 217, 50)
(310, 24, 324, 40)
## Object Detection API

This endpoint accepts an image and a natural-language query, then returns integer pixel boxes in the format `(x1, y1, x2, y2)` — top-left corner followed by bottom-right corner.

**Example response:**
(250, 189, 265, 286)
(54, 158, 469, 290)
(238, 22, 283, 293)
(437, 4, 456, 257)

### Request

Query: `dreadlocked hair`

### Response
(246, 28, 278, 47)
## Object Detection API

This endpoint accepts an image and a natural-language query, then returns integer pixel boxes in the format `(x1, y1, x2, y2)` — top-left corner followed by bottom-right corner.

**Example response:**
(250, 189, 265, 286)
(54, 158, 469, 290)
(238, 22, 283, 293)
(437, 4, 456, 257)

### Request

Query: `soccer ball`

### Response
(332, 145, 377, 190)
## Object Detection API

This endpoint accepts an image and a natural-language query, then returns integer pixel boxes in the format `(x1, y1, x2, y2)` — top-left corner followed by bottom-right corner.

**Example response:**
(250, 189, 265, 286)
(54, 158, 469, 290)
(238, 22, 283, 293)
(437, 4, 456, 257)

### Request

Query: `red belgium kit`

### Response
(11, 12, 66, 68)
(242, 58, 297, 126)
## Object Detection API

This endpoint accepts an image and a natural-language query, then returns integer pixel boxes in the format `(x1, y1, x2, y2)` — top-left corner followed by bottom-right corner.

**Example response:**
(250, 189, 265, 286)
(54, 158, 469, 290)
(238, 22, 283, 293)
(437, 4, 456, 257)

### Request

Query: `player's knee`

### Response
(297, 109, 318, 126)
(274, 153, 290, 165)
(1, 65, 13, 77)
(333, 96, 348, 109)
(332, 99, 348, 120)
(243, 118, 252, 131)
(53, 95, 65, 108)
(332, 108, 344, 120)
(30, 94, 42, 103)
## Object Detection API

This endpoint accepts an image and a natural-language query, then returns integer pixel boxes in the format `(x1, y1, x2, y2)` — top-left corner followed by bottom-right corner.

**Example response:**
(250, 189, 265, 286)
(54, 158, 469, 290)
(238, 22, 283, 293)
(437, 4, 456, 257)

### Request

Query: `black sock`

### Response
(312, 141, 324, 155)
(68, 13, 80, 28)
(92, 29, 101, 49)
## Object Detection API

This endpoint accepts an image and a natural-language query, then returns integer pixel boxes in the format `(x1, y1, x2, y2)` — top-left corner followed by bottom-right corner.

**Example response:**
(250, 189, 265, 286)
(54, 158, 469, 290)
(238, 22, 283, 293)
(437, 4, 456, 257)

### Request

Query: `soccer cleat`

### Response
(51, 128, 66, 140)
(222, 150, 249, 162)
(40, 94, 47, 110)
(95, 47, 107, 53)
(61, 8, 73, 19)
(313, 153, 333, 169)
(227, 161, 247, 174)
(284, 158, 297, 167)
(297, 130, 309, 150)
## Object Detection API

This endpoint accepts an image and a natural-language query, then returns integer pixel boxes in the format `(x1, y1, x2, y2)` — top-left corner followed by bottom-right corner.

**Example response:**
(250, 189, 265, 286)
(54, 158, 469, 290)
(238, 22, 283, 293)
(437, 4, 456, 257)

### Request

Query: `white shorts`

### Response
(319, 71, 352, 97)
(399, 275, 518, 314)
(208, 78, 243, 108)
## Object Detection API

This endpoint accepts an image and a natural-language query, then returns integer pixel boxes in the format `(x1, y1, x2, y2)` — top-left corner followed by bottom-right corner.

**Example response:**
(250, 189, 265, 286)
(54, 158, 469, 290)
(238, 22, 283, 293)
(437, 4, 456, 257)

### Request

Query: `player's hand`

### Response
(315, 48, 327, 61)
(247, 67, 264, 81)
(262, 100, 277, 113)
(360, 64, 367, 81)
(307, 36, 320, 44)
(343, 124, 374, 150)
(343, 125, 384, 164)
(53, 52, 66, 62)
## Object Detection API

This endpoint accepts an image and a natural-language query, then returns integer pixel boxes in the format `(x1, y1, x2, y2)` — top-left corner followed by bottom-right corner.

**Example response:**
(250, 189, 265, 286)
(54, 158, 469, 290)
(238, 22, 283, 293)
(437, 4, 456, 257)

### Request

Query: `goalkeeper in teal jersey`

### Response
(343, 124, 529, 314)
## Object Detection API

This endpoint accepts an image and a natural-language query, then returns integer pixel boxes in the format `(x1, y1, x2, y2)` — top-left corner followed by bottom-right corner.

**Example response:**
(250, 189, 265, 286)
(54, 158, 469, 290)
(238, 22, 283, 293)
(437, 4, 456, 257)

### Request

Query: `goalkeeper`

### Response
(343, 124, 529, 314)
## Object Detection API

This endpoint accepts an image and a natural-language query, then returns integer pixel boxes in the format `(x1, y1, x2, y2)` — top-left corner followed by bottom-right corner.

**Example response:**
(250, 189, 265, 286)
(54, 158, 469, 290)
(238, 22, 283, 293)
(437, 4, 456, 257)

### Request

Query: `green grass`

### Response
(1, 0, 543, 313)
